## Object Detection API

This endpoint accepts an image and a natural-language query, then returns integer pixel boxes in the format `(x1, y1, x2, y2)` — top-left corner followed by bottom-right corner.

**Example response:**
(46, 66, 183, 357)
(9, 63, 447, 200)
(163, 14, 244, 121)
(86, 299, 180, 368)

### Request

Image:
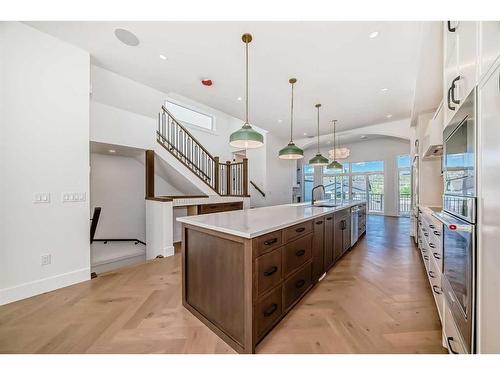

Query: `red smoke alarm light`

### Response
(201, 79, 213, 86)
(449, 224, 457, 230)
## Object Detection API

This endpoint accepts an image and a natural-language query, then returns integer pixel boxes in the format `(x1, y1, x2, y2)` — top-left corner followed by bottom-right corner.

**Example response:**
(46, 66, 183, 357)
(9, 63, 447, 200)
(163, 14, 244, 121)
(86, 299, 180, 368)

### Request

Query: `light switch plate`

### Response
(34, 193, 50, 203)
(62, 192, 86, 202)
(41, 254, 51, 266)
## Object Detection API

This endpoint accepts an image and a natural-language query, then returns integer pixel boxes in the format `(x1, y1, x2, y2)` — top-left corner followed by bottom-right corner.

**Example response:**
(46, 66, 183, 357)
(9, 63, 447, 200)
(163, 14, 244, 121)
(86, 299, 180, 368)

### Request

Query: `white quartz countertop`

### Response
(176, 200, 366, 239)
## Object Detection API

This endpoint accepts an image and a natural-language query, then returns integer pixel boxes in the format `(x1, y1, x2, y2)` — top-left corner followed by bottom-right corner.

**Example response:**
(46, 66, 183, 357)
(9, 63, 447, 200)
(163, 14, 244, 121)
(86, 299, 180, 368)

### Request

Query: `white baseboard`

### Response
(0, 267, 90, 306)
(92, 253, 145, 274)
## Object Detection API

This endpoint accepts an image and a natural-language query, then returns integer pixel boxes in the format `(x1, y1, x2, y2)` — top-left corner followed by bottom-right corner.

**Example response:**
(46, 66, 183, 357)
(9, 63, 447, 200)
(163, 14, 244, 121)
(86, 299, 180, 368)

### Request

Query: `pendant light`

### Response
(327, 120, 343, 170)
(279, 78, 304, 159)
(229, 33, 264, 149)
(308, 104, 329, 166)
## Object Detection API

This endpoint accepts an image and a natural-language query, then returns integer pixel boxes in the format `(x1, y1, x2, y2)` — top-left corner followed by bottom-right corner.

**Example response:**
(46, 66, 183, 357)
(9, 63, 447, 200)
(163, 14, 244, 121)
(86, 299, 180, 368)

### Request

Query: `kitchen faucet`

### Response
(311, 184, 325, 206)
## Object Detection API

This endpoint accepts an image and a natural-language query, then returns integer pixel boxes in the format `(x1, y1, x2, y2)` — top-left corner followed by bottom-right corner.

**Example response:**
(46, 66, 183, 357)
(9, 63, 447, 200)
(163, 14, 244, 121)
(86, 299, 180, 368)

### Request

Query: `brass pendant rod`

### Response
(290, 80, 295, 142)
(245, 39, 249, 125)
(316, 105, 320, 154)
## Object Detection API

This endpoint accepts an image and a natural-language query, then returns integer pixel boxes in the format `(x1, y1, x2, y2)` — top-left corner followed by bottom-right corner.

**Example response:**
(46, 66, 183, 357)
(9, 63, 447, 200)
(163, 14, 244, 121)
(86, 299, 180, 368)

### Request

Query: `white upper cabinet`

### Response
(479, 22, 500, 80)
(443, 21, 478, 126)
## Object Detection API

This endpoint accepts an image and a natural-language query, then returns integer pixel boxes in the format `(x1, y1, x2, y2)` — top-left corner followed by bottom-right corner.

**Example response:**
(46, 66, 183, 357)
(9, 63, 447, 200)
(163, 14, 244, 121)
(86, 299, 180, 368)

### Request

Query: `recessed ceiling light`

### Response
(159, 54, 167, 60)
(360, 135, 367, 139)
(369, 31, 379, 39)
(381, 88, 389, 92)
(114, 28, 140, 46)
(237, 97, 242, 101)
(386, 114, 393, 118)
(108, 149, 116, 153)
(277, 119, 283, 123)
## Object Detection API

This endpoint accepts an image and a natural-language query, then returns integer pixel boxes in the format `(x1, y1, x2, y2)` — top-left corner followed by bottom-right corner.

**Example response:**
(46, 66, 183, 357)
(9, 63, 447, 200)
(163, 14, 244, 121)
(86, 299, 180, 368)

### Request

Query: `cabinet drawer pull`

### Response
(447, 86, 455, 111)
(295, 279, 306, 289)
(447, 21, 456, 33)
(429, 224, 435, 229)
(451, 76, 461, 105)
(432, 285, 442, 295)
(263, 266, 278, 277)
(315, 221, 323, 225)
(447, 337, 459, 354)
(424, 232, 429, 237)
(433, 252, 441, 260)
(263, 303, 278, 317)
(429, 270, 436, 278)
(263, 238, 278, 246)
(295, 249, 306, 257)
(295, 227, 306, 233)
(433, 230, 441, 236)
(429, 243, 436, 249)
(424, 255, 429, 260)
(326, 217, 332, 221)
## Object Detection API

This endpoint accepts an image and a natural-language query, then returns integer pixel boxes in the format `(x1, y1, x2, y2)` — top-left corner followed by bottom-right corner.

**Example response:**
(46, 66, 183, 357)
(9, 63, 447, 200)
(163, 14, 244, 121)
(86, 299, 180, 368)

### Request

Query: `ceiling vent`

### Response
(114, 28, 140, 46)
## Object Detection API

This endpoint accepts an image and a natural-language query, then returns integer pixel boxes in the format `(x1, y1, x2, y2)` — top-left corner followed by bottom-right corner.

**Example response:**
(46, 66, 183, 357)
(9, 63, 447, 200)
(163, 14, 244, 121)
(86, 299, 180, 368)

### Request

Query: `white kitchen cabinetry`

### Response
(443, 21, 478, 126)
(477, 60, 500, 353)
(479, 21, 500, 80)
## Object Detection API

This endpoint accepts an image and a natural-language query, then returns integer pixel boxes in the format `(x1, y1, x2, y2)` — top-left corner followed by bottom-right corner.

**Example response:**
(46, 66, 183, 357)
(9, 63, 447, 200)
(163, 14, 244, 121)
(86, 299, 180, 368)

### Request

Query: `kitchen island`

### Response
(177, 200, 367, 353)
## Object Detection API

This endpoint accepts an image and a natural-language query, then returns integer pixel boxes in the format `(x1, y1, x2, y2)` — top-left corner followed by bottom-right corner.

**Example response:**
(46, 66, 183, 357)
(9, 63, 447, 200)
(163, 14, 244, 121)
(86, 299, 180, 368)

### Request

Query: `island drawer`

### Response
(198, 201, 243, 214)
(253, 229, 283, 257)
(283, 220, 313, 243)
(282, 233, 312, 277)
(255, 285, 283, 340)
(283, 261, 312, 310)
(256, 247, 283, 296)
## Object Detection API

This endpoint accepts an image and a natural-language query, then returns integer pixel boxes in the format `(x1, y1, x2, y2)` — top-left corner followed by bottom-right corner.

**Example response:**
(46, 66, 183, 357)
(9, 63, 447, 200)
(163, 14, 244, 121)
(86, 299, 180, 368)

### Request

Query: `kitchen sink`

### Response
(313, 203, 337, 208)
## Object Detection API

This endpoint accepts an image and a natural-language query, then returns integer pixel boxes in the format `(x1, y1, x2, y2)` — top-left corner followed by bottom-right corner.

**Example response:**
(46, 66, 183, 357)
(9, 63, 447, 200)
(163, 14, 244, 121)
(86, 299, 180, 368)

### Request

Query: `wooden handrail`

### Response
(157, 106, 249, 197)
(250, 180, 265, 197)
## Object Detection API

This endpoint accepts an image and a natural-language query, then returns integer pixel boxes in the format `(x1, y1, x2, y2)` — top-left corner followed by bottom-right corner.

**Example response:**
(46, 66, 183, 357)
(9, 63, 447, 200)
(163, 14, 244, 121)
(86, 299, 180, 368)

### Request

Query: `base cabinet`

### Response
(182, 203, 366, 353)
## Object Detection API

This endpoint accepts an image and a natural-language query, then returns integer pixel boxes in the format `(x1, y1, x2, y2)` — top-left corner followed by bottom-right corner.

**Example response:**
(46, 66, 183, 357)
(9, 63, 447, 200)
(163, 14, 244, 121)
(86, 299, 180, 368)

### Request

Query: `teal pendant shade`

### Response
(309, 103, 328, 166)
(279, 141, 304, 160)
(230, 33, 264, 149)
(278, 78, 303, 159)
(327, 160, 343, 170)
(309, 153, 329, 166)
(230, 124, 264, 149)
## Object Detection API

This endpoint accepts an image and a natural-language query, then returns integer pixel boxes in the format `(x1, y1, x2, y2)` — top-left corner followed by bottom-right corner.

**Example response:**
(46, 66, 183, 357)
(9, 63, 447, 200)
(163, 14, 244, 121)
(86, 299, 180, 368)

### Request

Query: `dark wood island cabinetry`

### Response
(179, 202, 366, 353)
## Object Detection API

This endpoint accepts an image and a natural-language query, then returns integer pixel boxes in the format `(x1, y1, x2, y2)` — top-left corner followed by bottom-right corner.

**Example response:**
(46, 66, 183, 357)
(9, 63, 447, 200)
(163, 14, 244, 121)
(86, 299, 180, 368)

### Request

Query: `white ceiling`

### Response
(28, 21, 441, 139)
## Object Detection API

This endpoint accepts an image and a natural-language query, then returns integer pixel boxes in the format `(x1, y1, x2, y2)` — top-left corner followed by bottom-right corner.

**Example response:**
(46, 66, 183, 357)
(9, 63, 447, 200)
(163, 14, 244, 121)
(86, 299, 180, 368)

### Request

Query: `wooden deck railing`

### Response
(157, 106, 248, 196)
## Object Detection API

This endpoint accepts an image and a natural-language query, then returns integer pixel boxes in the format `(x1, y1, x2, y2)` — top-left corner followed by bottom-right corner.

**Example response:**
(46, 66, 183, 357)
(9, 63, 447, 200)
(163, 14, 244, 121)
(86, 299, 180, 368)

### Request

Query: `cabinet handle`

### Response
(295, 227, 305, 233)
(263, 266, 278, 277)
(451, 76, 461, 105)
(447, 86, 455, 111)
(424, 255, 429, 260)
(433, 285, 442, 294)
(433, 252, 441, 260)
(429, 224, 435, 229)
(447, 21, 456, 33)
(341, 220, 346, 230)
(429, 270, 436, 278)
(263, 238, 278, 246)
(326, 217, 332, 221)
(429, 243, 436, 249)
(263, 303, 278, 317)
(295, 279, 306, 289)
(447, 337, 459, 354)
(424, 232, 429, 237)
(433, 230, 441, 236)
(295, 249, 306, 257)
(316, 221, 323, 225)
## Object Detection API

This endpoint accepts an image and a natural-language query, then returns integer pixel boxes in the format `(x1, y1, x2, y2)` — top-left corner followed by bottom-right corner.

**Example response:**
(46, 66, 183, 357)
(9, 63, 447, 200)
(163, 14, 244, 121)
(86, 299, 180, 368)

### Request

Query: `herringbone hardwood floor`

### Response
(0, 215, 446, 354)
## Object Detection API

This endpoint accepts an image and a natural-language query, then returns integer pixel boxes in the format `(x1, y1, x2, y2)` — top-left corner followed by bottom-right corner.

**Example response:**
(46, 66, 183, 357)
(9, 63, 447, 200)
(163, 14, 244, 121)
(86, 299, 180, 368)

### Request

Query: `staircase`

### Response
(157, 106, 248, 197)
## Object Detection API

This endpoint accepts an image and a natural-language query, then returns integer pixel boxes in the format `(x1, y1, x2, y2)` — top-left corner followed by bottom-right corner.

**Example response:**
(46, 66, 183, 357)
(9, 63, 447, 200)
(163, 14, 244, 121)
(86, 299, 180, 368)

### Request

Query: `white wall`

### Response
(90, 65, 294, 206)
(0, 22, 90, 305)
(300, 137, 410, 216)
(90, 154, 146, 241)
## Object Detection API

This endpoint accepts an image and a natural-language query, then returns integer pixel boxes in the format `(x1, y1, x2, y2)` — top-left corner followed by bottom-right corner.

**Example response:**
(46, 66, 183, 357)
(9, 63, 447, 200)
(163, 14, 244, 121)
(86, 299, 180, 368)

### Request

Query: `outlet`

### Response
(34, 193, 50, 203)
(41, 254, 51, 266)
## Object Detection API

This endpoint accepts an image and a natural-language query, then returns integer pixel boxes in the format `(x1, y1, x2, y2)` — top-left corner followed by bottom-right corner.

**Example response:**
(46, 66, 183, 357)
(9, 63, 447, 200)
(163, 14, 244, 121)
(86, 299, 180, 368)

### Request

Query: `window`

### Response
(397, 154, 411, 169)
(351, 160, 384, 173)
(303, 164, 315, 202)
(165, 100, 214, 131)
(398, 154, 411, 216)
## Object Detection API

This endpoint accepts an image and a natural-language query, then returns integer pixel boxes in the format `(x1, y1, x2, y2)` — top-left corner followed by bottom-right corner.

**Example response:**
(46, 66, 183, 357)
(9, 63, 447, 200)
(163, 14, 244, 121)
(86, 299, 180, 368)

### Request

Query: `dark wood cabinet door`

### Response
(324, 214, 334, 270)
(343, 212, 351, 253)
(333, 215, 344, 262)
(311, 218, 325, 282)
